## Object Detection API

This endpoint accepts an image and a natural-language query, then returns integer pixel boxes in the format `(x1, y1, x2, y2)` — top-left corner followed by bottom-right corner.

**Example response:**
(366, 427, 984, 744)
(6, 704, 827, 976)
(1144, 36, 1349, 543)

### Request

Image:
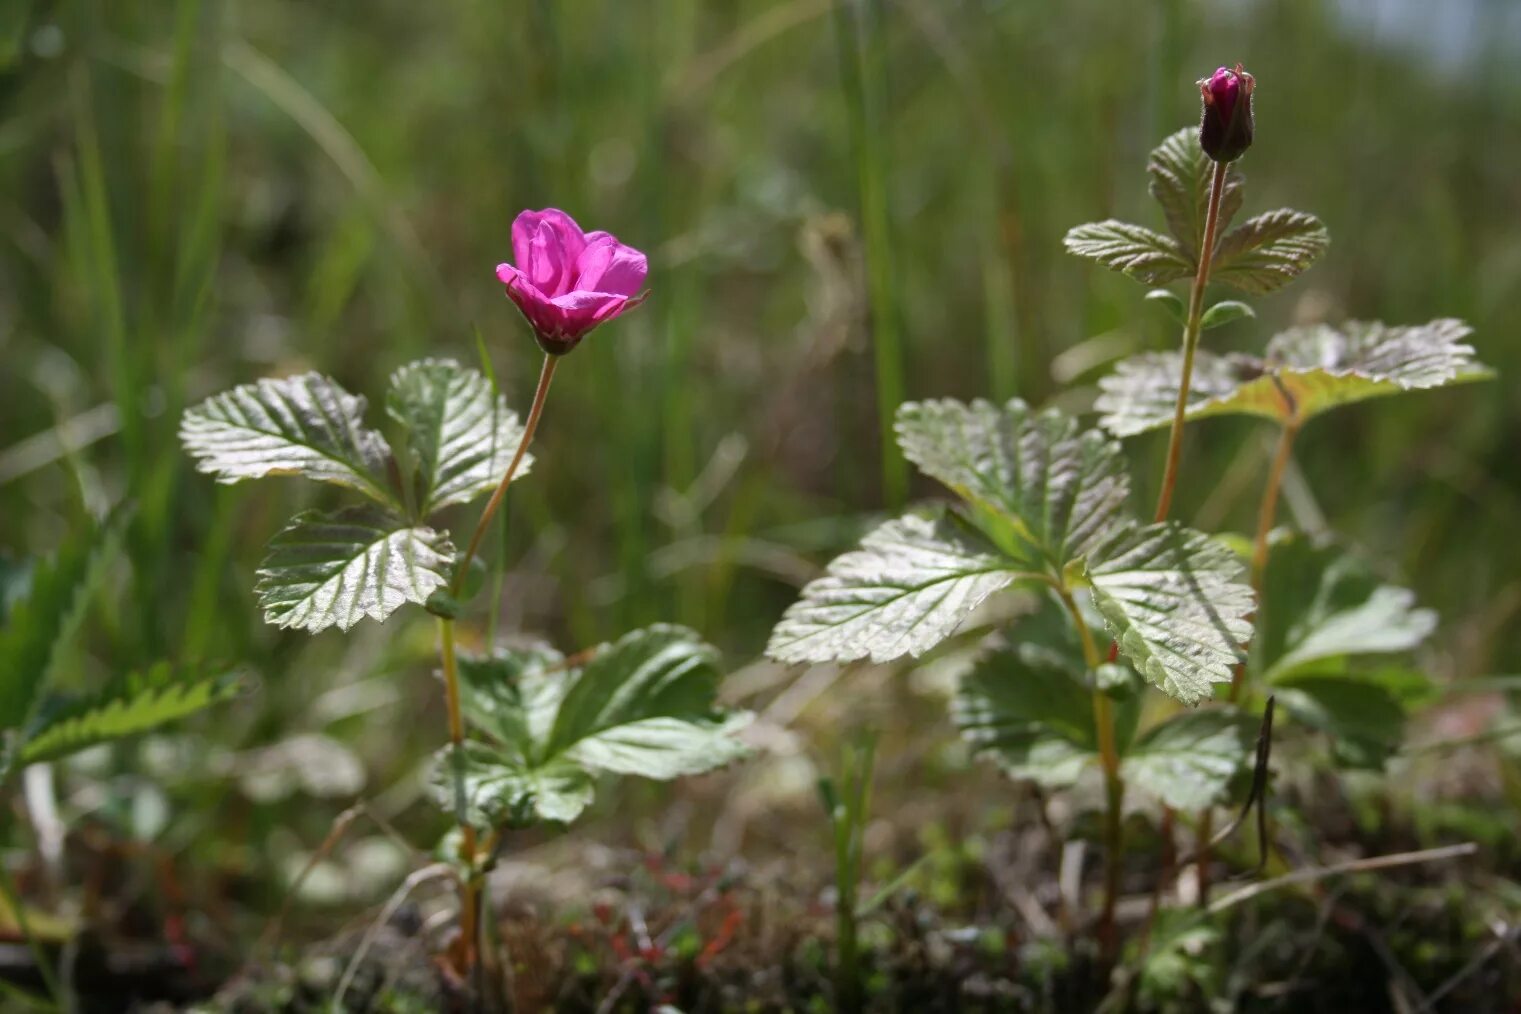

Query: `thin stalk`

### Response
(1154, 159, 1230, 523)
(454, 353, 558, 594)
(1058, 587, 1123, 957)
(0, 849, 62, 1007)
(437, 615, 479, 966)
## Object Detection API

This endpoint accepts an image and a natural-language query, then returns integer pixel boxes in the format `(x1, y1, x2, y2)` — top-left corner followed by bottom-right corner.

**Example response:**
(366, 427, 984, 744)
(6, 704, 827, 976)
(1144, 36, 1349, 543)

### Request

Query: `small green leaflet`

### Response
(1272, 672, 1417, 770)
(1121, 710, 1255, 810)
(765, 510, 1021, 665)
(435, 625, 750, 828)
(180, 372, 396, 508)
(385, 358, 532, 515)
(1147, 128, 1244, 261)
(1097, 319, 1488, 436)
(0, 510, 123, 730)
(255, 506, 455, 633)
(1084, 524, 1253, 706)
(20, 662, 244, 766)
(1209, 209, 1329, 294)
(1062, 221, 1192, 285)
(895, 398, 1130, 573)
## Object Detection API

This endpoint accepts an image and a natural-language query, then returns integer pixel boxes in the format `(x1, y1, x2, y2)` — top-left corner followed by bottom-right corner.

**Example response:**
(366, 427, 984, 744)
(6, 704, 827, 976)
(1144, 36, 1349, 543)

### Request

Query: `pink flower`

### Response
(495, 209, 648, 355)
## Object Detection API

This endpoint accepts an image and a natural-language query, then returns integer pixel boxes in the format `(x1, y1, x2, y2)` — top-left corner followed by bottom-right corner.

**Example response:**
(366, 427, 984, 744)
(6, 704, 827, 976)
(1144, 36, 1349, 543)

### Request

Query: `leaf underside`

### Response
(255, 506, 455, 633)
(20, 662, 243, 765)
(180, 371, 396, 506)
(386, 358, 532, 514)
(439, 625, 750, 827)
(1097, 318, 1487, 436)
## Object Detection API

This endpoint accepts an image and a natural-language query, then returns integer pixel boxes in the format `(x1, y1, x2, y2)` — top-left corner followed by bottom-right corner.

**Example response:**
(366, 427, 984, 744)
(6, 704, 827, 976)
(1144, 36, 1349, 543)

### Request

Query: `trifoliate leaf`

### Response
(1121, 709, 1255, 810)
(385, 358, 532, 515)
(254, 506, 455, 633)
(1096, 318, 1487, 436)
(1062, 221, 1193, 285)
(438, 625, 750, 828)
(0, 510, 124, 730)
(1198, 300, 1255, 331)
(1209, 209, 1329, 294)
(955, 643, 1140, 788)
(19, 662, 243, 765)
(1256, 536, 1436, 683)
(895, 399, 1131, 573)
(765, 510, 1024, 665)
(180, 372, 397, 507)
(1085, 524, 1253, 706)
(1146, 128, 1244, 262)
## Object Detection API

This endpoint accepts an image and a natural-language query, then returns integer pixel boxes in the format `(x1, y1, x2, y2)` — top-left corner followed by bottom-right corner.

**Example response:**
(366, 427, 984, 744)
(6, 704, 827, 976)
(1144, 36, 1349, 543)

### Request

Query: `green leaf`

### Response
(1145, 288, 1186, 323)
(0, 556, 33, 629)
(1122, 709, 1255, 810)
(895, 398, 1131, 574)
(180, 372, 396, 507)
(0, 512, 123, 731)
(956, 645, 1132, 788)
(1272, 673, 1408, 769)
(254, 506, 455, 633)
(1198, 300, 1255, 331)
(1257, 536, 1436, 683)
(19, 662, 243, 766)
(1209, 209, 1329, 294)
(1062, 221, 1193, 285)
(1146, 128, 1244, 262)
(385, 358, 532, 515)
(1096, 319, 1487, 435)
(765, 510, 1022, 665)
(1086, 524, 1253, 706)
(440, 625, 749, 827)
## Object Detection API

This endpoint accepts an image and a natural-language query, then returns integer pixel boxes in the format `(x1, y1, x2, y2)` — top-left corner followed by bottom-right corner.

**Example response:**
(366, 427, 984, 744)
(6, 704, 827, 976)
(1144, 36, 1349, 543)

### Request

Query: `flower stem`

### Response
(454, 352, 558, 595)
(1154, 159, 1231, 524)
(437, 350, 559, 971)
(1059, 586, 1123, 958)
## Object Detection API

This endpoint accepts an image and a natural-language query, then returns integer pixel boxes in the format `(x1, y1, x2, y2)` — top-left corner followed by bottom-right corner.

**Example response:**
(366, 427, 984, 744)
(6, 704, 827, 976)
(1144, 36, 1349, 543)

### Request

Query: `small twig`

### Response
(1177, 697, 1276, 874)
(1205, 843, 1478, 917)
(249, 803, 366, 966)
(1425, 920, 1520, 1007)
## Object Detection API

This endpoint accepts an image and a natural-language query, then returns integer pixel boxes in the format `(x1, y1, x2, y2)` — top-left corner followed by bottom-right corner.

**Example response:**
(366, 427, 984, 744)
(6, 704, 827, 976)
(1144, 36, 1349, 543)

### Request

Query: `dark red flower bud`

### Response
(1198, 64, 1254, 163)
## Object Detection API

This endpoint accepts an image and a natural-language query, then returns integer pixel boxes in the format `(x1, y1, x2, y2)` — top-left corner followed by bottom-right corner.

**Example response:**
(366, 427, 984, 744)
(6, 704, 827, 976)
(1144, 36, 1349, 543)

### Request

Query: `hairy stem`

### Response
(1059, 587, 1123, 957)
(437, 615, 480, 965)
(1154, 159, 1231, 523)
(454, 353, 558, 594)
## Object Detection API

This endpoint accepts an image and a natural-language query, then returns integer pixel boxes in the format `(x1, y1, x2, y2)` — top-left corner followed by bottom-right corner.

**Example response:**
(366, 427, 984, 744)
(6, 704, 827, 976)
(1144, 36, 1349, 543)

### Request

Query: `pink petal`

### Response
(575, 233, 648, 298)
(510, 209, 588, 296)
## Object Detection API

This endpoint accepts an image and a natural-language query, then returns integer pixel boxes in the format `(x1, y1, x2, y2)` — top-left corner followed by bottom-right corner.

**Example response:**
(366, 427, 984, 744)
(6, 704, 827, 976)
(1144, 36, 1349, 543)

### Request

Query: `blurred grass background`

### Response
(0, 0, 1518, 926)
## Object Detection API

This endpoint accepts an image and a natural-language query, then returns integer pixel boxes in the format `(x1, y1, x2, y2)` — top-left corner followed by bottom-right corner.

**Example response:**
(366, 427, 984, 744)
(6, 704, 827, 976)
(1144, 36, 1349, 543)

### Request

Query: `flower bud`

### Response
(1198, 64, 1254, 163)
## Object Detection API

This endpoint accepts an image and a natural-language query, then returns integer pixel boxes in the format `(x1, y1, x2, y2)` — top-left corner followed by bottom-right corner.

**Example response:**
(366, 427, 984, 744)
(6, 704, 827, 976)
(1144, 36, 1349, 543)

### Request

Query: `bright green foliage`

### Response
(385, 358, 532, 515)
(436, 625, 750, 828)
(1121, 710, 1256, 810)
(1255, 536, 1437, 767)
(19, 663, 243, 766)
(1097, 318, 1487, 436)
(255, 506, 455, 633)
(180, 372, 397, 508)
(1209, 209, 1329, 294)
(1198, 300, 1255, 330)
(765, 510, 1022, 665)
(770, 398, 1254, 706)
(0, 512, 122, 730)
(1146, 128, 1244, 261)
